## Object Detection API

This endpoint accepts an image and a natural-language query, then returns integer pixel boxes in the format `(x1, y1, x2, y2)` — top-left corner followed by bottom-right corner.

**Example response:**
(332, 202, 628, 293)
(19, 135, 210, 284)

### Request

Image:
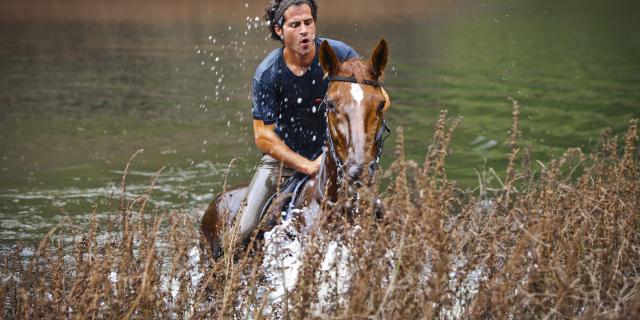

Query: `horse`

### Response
(201, 39, 390, 258)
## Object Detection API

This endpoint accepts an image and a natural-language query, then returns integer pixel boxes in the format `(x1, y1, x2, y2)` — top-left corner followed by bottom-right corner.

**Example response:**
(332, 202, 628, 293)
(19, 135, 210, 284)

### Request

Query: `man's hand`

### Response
(301, 155, 323, 176)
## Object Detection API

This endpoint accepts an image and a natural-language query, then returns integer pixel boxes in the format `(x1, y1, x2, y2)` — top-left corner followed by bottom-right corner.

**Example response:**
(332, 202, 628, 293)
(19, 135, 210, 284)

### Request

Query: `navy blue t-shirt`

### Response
(252, 38, 358, 160)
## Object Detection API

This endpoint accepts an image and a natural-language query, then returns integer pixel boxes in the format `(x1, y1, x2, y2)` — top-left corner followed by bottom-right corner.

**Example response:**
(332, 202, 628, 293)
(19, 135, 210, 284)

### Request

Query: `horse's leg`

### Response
(200, 186, 247, 259)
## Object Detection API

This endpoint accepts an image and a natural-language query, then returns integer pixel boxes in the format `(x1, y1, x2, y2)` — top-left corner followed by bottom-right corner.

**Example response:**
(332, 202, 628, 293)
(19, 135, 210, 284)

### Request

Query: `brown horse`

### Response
(201, 39, 390, 257)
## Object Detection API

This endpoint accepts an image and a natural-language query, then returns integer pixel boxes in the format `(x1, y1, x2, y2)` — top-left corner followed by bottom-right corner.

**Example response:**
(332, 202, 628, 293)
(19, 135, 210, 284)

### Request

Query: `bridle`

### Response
(326, 75, 383, 88)
(322, 75, 391, 188)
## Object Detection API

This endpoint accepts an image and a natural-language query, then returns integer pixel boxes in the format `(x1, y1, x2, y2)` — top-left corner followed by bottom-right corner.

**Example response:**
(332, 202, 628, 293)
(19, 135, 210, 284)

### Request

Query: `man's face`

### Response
(275, 4, 316, 57)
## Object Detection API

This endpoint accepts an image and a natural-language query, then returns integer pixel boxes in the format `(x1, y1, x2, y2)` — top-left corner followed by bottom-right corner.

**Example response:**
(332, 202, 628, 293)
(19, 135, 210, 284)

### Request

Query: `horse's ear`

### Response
(368, 39, 389, 79)
(319, 40, 340, 77)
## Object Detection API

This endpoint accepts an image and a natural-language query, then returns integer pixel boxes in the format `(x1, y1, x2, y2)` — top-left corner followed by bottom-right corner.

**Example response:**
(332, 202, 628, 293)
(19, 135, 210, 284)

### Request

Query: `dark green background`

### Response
(1, 0, 638, 249)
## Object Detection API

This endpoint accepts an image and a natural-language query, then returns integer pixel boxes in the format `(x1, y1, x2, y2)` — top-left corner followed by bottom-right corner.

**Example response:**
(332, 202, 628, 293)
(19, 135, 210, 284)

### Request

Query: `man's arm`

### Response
(253, 120, 322, 176)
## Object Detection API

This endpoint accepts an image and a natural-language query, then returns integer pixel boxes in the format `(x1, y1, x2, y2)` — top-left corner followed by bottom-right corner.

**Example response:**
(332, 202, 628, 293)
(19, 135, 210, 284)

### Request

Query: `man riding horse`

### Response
(239, 0, 390, 242)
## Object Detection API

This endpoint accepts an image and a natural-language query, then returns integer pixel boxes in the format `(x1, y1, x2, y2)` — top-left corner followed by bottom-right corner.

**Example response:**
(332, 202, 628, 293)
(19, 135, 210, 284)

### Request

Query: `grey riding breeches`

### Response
(239, 154, 295, 239)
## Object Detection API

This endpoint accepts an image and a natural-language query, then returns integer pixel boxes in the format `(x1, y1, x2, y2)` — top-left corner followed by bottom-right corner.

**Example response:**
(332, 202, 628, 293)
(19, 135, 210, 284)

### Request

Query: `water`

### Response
(1, 0, 639, 250)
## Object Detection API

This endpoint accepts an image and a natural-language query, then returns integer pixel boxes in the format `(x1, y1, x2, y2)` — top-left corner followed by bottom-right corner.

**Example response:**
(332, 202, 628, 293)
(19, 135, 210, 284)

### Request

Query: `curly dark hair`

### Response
(264, 0, 318, 42)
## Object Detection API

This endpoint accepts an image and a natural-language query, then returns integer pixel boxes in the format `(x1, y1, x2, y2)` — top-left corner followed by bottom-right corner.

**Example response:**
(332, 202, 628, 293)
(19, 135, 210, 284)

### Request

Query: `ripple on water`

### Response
(1, 162, 235, 250)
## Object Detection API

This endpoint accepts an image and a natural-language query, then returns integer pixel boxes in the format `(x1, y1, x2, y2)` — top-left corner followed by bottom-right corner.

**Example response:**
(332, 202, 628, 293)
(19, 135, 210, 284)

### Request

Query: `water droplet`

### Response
(297, 98, 302, 104)
(215, 57, 220, 62)
(311, 80, 316, 85)
(312, 135, 316, 141)
(312, 106, 317, 113)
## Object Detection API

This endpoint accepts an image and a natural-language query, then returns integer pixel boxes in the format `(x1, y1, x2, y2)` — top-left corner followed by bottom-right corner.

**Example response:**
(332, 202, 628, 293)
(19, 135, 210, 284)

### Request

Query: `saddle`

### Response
(259, 172, 310, 229)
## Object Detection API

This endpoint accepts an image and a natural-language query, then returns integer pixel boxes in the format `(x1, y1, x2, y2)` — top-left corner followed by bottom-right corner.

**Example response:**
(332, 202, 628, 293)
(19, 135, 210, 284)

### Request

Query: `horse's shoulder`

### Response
(293, 176, 319, 208)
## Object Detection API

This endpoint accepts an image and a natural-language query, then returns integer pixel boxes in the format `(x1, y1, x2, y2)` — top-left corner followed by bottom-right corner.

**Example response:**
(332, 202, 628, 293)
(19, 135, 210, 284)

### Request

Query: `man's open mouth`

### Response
(301, 38, 310, 44)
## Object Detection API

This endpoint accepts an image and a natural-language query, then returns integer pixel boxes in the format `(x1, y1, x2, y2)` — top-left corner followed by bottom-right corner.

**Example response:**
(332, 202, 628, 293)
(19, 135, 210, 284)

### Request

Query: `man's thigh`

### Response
(239, 154, 294, 237)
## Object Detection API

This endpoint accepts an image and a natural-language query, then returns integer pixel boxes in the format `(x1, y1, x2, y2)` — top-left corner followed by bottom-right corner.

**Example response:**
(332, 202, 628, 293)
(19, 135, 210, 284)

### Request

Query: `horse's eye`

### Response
(377, 100, 386, 112)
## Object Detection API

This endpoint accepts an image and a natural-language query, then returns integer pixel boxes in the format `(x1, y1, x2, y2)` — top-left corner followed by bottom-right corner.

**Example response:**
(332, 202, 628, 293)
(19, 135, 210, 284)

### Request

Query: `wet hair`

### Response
(264, 0, 318, 42)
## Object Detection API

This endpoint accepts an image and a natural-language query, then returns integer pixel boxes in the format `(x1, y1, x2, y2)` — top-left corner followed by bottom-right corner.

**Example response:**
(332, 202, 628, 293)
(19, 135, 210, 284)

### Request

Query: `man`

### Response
(238, 0, 359, 239)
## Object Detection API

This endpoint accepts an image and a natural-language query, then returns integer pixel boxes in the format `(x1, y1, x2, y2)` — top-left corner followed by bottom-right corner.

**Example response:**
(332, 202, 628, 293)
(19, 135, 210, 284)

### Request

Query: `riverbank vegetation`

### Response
(1, 106, 638, 319)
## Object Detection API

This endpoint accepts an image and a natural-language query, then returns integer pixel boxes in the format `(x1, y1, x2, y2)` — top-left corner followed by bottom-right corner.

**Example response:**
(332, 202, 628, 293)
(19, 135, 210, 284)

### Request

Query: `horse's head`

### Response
(319, 39, 390, 190)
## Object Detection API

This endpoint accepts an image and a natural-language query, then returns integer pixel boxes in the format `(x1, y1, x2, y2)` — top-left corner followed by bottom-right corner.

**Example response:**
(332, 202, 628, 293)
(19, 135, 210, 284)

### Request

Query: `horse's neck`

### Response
(317, 147, 340, 202)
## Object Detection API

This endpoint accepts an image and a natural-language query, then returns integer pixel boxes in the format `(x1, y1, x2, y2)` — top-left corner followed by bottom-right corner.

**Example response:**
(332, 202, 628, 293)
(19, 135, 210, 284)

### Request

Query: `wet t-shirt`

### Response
(252, 38, 358, 160)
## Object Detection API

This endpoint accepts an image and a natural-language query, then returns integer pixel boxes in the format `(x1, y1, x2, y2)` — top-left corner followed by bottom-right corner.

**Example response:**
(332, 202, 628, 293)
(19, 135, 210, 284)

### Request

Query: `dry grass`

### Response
(1, 108, 639, 319)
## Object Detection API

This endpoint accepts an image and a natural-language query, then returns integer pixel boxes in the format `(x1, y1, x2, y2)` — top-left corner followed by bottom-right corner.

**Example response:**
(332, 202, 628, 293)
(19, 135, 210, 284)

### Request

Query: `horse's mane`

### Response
(340, 59, 383, 83)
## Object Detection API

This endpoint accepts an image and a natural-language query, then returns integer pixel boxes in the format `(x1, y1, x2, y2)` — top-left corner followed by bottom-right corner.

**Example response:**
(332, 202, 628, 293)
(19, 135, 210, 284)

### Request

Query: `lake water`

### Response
(1, 0, 639, 250)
